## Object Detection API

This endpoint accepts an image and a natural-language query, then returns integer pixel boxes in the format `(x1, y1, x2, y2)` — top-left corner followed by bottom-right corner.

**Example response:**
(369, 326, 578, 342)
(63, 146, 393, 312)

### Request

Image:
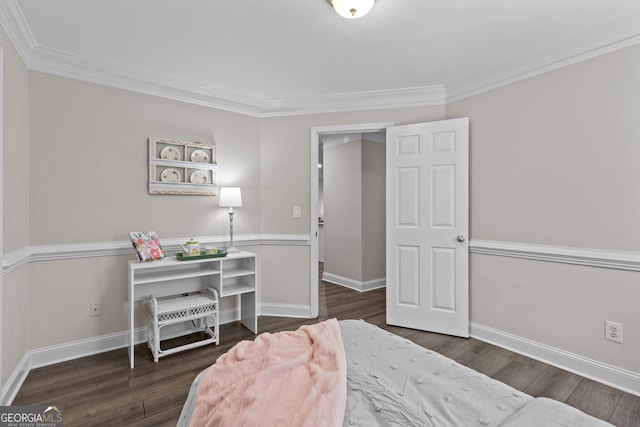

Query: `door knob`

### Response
(456, 235, 465, 242)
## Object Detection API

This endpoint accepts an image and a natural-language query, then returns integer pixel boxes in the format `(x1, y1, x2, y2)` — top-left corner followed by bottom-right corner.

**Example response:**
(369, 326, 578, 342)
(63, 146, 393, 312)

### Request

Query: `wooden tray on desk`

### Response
(175, 250, 227, 261)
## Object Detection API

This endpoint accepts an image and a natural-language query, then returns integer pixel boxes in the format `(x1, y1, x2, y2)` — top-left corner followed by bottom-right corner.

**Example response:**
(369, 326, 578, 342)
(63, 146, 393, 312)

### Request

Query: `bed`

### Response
(178, 319, 613, 427)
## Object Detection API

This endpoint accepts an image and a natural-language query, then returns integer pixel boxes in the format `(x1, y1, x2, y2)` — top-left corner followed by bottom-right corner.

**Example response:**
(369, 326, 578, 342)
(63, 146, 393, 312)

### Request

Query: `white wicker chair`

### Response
(148, 287, 219, 362)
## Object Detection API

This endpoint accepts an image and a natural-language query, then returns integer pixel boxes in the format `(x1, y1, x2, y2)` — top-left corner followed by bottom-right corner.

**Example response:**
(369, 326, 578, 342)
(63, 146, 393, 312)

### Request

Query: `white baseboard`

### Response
(2, 307, 241, 405)
(1, 301, 318, 405)
(2, 302, 316, 404)
(322, 272, 386, 292)
(259, 303, 312, 318)
(5, 315, 639, 405)
(1, 353, 29, 406)
(470, 322, 640, 397)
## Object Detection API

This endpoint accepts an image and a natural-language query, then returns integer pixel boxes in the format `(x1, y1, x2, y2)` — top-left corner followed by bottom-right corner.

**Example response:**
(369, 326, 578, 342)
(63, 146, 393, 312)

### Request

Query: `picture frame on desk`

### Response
(129, 231, 165, 262)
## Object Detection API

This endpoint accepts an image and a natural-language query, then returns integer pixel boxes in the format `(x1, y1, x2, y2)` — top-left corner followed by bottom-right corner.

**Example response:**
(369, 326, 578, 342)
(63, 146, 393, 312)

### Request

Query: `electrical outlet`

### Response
(90, 302, 102, 317)
(605, 320, 623, 343)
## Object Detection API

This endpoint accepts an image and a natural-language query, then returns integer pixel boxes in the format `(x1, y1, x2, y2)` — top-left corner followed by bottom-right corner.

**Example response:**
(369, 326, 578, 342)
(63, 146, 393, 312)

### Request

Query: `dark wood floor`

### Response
(13, 278, 640, 426)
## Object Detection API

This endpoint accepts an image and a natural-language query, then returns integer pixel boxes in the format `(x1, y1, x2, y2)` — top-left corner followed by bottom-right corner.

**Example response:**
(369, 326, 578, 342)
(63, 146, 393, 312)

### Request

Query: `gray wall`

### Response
(322, 138, 386, 286)
(1, 24, 30, 386)
(361, 139, 386, 283)
(324, 140, 363, 281)
(447, 43, 640, 372)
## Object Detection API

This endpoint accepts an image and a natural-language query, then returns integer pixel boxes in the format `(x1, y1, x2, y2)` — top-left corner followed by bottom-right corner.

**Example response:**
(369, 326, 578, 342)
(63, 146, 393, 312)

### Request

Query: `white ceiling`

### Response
(2, 0, 640, 116)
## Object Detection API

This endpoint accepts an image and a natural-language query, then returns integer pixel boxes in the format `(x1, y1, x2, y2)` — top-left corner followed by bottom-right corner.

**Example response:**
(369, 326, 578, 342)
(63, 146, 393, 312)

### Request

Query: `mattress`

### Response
(178, 319, 613, 427)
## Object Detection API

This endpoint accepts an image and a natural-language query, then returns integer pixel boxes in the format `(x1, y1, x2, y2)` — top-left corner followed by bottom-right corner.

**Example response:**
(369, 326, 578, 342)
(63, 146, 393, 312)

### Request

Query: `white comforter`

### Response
(178, 319, 613, 427)
(340, 320, 612, 427)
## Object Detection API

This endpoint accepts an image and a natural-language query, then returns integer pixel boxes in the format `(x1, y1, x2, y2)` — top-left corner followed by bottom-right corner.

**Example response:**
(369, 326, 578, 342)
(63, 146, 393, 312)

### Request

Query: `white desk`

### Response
(127, 250, 257, 369)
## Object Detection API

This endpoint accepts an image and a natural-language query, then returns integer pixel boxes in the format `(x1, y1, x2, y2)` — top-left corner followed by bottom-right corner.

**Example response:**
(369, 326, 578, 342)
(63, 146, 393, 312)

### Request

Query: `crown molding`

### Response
(1, 0, 638, 115)
(0, 0, 35, 65)
(445, 17, 640, 102)
(27, 44, 265, 116)
(0, 0, 265, 115)
(0, 0, 445, 117)
(258, 85, 446, 117)
(27, 44, 445, 117)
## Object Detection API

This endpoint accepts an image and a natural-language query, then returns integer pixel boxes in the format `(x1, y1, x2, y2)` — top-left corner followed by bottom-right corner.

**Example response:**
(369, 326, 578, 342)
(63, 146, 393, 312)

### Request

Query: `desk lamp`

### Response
(219, 187, 242, 253)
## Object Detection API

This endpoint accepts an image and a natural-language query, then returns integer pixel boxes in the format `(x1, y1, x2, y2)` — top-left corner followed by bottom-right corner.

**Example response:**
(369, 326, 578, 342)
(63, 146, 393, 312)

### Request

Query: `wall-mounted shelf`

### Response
(149, 138, 218, 195)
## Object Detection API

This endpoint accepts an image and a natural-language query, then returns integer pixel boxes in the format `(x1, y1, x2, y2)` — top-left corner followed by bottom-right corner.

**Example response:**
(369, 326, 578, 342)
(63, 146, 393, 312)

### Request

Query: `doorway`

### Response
(309, 123, 393, 318)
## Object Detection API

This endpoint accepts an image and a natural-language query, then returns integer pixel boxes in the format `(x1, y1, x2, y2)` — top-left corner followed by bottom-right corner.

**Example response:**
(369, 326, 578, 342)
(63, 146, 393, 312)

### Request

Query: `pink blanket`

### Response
(189, 318, 347, 427)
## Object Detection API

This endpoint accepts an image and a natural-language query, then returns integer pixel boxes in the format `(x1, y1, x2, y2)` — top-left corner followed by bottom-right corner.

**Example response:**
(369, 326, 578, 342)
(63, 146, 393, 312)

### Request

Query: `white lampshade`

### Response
(218, 187, 242, 208)
(331, 0, 375, 19)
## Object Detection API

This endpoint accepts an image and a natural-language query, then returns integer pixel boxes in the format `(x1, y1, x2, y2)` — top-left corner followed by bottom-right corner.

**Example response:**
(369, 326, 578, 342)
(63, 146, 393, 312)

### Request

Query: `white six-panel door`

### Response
(386, 118, 469, 337)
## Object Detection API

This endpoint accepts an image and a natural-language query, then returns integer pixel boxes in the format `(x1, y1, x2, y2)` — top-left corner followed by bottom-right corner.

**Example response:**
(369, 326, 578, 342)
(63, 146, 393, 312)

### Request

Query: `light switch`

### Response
(293, 205, 301, 218)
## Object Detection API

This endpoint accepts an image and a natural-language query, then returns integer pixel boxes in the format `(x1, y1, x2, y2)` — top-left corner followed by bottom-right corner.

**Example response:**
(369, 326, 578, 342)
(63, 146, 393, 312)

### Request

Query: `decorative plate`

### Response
(160, 146, 181, 161)
(190, 170, 209, 184)
(160, 168, 182, 182)
(191, 149, 210, 163)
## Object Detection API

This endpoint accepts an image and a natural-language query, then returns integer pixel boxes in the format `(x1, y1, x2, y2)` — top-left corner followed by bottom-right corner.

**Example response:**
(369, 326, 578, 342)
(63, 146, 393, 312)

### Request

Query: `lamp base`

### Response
(226, 246, 241, 253)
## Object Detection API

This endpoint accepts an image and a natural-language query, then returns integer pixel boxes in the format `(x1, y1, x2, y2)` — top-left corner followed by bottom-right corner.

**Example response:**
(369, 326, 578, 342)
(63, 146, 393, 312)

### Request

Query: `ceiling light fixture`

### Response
(329, 0, 375, 19)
